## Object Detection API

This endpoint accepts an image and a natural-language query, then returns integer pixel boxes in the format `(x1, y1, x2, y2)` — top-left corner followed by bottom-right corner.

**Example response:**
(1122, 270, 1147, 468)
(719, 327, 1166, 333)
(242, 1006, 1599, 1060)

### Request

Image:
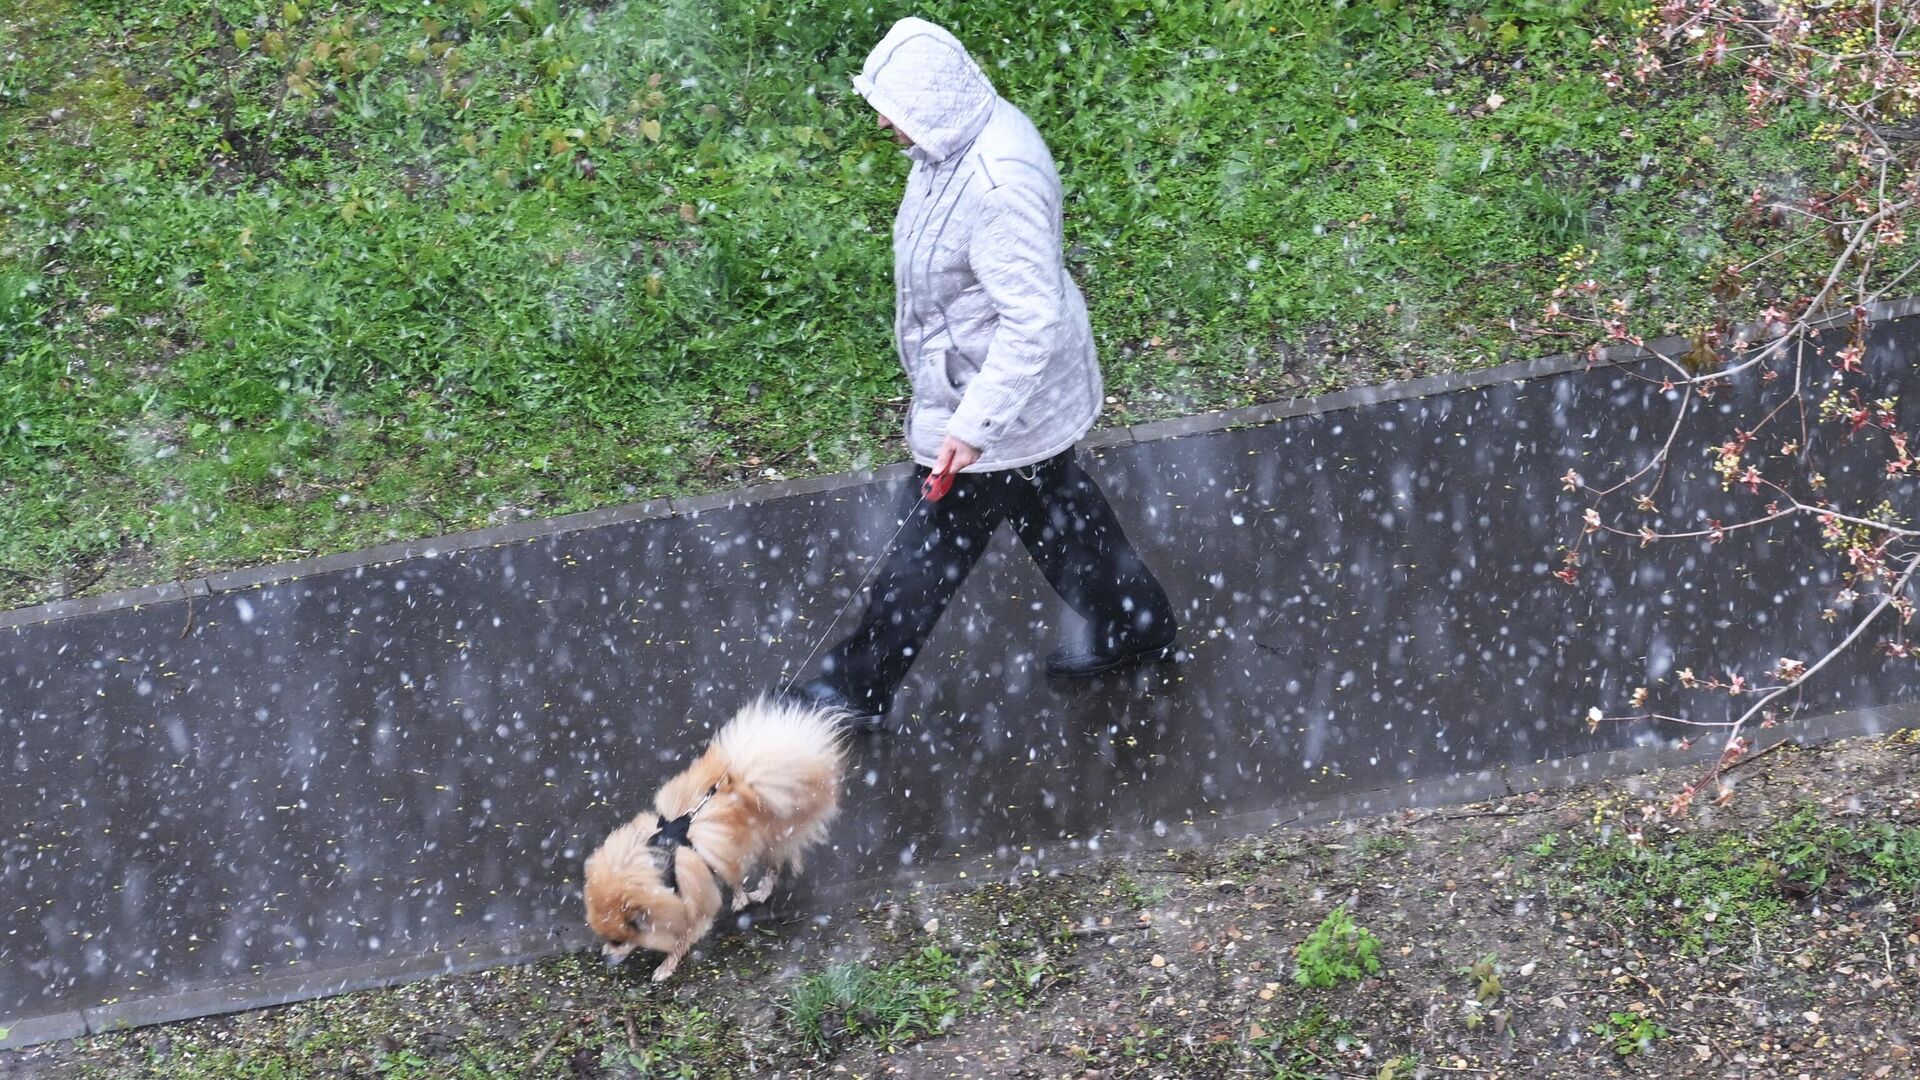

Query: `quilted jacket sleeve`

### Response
(945, 182, 1065, 453)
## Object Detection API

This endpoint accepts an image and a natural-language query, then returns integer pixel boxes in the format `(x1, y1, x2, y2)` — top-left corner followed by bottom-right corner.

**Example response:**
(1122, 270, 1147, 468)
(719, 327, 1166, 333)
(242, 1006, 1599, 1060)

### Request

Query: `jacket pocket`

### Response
(943, 347, 978, 392)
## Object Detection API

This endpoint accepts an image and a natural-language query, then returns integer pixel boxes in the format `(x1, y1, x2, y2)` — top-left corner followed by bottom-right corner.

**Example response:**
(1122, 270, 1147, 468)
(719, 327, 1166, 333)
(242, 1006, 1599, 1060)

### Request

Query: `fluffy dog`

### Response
(583, 697, 847, 980)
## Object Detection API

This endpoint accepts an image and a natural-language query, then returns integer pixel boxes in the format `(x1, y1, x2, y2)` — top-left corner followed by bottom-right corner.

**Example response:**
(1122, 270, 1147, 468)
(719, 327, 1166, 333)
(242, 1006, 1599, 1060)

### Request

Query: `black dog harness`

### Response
(648, 783, 719, 894)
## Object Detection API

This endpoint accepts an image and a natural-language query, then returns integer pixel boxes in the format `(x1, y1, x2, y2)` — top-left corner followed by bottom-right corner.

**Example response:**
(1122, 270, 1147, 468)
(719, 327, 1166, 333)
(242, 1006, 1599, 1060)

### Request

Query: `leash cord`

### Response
(780, 490, 930, 694)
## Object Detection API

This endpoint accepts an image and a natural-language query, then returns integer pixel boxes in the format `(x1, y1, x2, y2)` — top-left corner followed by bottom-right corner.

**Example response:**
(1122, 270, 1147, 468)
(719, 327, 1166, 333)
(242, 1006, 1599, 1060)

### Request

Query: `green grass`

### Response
(781, 923, 1072, 1054)
(782, 944, 966, 1052)
(1542, 807, 1920, 956)
(1090, 1003, 1362, 1079)
(1354, 831, 1413, 860)
(48, 906, 1074, 1076)
(0, 0, 1868, 606)
(1251, 1007, 1363, 1080)
(69, 950, 761, 1079)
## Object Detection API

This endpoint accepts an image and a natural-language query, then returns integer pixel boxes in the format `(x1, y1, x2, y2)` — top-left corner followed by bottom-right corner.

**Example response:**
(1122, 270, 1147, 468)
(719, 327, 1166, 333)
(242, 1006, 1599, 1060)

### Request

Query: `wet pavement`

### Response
(5, 314, 1919, 1043)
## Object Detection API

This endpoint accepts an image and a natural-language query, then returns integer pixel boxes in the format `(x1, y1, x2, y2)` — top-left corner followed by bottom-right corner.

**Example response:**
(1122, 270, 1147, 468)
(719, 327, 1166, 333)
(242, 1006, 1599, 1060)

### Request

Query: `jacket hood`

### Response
(852, 17, 996, 163)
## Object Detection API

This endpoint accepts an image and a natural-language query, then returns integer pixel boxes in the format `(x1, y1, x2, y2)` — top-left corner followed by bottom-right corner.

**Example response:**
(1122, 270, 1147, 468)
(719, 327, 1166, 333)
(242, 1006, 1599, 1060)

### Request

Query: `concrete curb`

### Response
(895, 698, 1920, 879)
(9, 295, 1911, 632)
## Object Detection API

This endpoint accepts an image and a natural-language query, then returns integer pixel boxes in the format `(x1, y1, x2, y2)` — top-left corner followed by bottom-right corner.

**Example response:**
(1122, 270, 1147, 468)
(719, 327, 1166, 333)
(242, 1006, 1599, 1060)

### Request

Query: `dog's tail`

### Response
(709, 695, 850, 815)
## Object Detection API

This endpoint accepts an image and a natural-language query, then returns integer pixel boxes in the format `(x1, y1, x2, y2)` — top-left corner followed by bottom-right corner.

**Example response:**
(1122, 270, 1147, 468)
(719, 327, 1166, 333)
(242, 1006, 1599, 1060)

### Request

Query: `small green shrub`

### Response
(1293, 905, 1382, 989)
(1591, 1009, 1668, 1057)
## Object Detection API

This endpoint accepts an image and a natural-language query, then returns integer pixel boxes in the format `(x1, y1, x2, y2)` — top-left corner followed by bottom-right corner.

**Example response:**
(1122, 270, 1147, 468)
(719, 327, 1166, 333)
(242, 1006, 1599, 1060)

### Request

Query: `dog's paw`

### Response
(651, 953, 683, 982)
(736, 877, 778, 910)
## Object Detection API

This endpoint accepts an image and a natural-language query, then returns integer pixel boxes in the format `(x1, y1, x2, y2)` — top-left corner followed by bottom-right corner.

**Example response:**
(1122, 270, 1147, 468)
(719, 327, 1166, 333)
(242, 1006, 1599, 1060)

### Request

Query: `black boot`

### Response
(1045, 627, 1179, 679)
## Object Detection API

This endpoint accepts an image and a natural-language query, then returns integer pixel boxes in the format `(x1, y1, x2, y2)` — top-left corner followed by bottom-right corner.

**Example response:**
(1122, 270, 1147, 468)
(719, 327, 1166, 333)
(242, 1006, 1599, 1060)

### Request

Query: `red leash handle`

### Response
(921, 469, 954, 502)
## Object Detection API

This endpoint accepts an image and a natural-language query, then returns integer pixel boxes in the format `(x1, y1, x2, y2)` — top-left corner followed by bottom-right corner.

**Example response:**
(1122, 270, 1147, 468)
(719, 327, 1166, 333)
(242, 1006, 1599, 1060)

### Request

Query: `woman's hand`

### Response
(933, 434, 981, 477)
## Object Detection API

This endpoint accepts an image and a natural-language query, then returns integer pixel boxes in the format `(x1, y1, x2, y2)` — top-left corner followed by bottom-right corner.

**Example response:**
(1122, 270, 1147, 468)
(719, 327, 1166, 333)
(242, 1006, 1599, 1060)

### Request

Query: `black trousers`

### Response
(810, 447, 1175, 713)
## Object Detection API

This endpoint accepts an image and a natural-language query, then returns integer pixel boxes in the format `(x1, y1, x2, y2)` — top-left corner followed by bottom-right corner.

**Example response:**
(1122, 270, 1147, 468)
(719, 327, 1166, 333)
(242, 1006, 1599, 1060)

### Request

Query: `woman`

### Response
(787, 17, 1178, 720)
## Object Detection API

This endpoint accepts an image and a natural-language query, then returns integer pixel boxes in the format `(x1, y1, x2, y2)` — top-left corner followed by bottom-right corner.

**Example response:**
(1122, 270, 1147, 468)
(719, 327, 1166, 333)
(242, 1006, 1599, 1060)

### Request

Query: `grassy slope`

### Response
(0, 0, 1842, 607)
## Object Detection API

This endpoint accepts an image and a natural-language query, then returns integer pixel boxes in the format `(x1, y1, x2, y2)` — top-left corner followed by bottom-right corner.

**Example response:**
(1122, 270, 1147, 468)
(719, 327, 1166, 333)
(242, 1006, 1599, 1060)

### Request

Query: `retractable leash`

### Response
(920, 467, 955, 502)
(779, 468, 953, 695)
(658, 473, 956, 884)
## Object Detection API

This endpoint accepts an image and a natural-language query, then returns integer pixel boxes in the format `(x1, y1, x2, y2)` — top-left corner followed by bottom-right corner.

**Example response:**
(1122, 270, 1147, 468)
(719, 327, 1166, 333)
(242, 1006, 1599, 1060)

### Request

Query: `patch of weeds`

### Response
(783, 945, 964, 1053)
(946, 868, 1110, 952)
(1103, 867, 1162, 910)
(1769, 805, 1920, 901)
(1096, 1022, 1259, 1076)
(1172, 835, 1291, 883)
(1553, 829, 1790, 954)
(115, 1045, 304, 1078)
(1294, 838, 1341, 868)
(1590, 1008, 1669, 1057)
(1515, 173, 1597, 245)
(972, 939, 1069, 1007)
(603, 1004, 732, 1079)
(1293, 905, 1383, 989)
(1377, 1054, 1422, 1079)
(1458, 952, 1506, 1033)
(51, 952, 750, 1078)
(1547, 805, 1920, 955)
(782, 887, 1078, 1059)
(1250, 1006, 1361, 1079)
(1354, 831, 1412, 861)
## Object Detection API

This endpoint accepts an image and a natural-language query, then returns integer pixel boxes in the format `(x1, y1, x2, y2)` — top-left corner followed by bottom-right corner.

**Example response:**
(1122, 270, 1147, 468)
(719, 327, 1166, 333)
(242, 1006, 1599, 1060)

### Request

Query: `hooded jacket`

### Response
(853, 18, 1102, 472)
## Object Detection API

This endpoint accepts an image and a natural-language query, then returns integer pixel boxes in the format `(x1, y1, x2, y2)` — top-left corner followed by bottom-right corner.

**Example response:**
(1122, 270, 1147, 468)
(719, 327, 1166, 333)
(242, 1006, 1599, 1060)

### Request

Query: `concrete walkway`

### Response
(4, 308, 1918, 1047)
